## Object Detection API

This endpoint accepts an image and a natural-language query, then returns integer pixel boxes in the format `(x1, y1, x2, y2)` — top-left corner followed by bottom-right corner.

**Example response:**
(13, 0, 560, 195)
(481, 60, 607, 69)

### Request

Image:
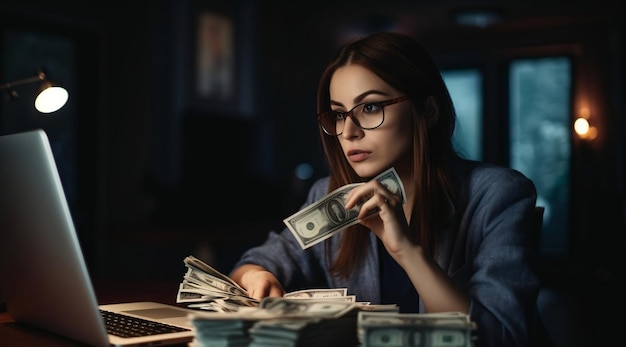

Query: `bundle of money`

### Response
(176, 255, 258, 312)
(284, 167, 406, 249)
(246, 299, 399, 347)
(247, 314, 357, 347)
(189, 317, 255, 347)
(357, 311, 477, 347)
(188, 296, 359, 347)
(177, 255, 361, 312)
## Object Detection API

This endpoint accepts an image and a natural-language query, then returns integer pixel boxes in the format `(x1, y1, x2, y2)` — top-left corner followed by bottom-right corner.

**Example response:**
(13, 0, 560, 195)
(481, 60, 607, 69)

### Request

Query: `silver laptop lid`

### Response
(0, 129, 110, 346)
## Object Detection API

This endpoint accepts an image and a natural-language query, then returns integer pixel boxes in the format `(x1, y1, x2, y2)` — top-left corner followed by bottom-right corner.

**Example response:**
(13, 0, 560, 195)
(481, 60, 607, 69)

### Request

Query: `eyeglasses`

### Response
(316, 96, 410, 136)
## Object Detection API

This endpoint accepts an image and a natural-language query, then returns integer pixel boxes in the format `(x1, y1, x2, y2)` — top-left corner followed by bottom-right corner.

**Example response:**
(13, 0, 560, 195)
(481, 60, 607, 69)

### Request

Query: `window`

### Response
(442, 69, 483, 161)
(442, 57, 572, 257)
(509, 56, 571, 257)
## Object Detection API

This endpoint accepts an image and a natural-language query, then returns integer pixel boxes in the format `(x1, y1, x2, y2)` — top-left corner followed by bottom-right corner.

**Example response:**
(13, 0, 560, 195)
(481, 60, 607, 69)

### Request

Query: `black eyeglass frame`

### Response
(316, 95, 410, 136)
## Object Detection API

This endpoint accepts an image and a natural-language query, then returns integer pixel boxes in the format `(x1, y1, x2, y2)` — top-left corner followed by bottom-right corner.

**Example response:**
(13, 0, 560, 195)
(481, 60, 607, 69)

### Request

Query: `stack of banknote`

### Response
(246, 311, 358, 347)
(190, 296, 358, 347)
(246, 301, 399, 347)
(176, 255, 258, 312)
(176, 255, 359, 312)
(188, 296, 398, 347)
(357, 311, 477, 347)
(176, 256, 403, 346)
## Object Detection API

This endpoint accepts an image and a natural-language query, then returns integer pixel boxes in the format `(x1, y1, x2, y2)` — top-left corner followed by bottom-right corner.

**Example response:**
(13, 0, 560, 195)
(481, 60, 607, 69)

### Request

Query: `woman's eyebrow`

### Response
(330, 90, 390, 108)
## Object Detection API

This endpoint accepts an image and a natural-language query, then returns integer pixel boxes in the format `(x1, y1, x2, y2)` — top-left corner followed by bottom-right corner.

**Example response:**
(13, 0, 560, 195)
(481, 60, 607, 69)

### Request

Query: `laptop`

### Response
(0, 129, 195, 346)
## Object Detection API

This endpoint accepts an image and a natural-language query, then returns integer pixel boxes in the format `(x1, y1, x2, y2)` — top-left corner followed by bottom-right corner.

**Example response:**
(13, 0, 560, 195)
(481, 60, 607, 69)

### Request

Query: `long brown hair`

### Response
(316, 32, 458, 278)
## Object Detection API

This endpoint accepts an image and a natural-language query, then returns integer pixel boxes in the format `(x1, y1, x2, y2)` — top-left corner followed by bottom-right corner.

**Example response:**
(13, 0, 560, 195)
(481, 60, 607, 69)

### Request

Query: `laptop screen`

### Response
(0, 129, 110, 346)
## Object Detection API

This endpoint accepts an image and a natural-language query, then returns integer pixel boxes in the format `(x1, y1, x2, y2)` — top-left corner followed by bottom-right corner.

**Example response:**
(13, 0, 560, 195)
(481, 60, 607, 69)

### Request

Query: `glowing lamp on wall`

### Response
(573, 108, 597, 140)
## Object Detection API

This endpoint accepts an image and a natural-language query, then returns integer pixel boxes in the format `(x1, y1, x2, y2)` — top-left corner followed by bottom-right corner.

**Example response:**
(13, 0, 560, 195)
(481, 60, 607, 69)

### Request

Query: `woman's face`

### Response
(329, 64, 413, 178)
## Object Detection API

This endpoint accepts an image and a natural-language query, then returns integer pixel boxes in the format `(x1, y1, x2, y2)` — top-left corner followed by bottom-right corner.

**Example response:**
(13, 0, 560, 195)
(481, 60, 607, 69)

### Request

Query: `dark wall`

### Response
(0, 2, 624, 345)
(0, 0, 623, 259)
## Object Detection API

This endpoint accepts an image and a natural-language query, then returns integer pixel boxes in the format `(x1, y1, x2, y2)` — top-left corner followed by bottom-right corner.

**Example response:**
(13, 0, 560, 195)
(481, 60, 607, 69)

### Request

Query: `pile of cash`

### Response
(188, 297, 398, 347)
(357, 311, 477, 347)
(247, 312, 358, 347)
(190, 317, 255, 347)
(176, 255, 258, 312)
(188, 296, 359, 347)
(176, 255, 364, 312)
(176, 256, 402, 346)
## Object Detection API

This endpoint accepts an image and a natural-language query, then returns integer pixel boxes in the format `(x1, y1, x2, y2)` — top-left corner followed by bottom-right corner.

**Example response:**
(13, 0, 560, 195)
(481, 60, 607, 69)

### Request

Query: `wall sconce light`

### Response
(573, 107, 597, 140)
(0, 70, 69, 113)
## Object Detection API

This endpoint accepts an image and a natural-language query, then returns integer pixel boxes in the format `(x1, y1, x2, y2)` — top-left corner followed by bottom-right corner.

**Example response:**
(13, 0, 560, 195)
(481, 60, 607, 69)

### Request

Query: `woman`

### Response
(230, 32, 543, 346)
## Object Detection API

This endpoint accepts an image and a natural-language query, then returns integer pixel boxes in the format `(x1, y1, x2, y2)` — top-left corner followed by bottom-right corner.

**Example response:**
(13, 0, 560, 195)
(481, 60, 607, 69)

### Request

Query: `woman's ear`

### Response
(425, 96, 439, 128)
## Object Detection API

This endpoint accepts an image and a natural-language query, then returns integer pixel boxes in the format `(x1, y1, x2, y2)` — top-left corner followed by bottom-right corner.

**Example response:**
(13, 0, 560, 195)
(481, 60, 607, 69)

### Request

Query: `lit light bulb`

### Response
(573, 117, 598, 140)
(35, 86, 69, 113)
(573, 117, 589, 136)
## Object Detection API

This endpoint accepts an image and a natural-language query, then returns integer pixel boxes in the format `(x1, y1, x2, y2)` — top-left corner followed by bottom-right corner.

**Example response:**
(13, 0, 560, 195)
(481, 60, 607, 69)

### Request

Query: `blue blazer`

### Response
(234, 158, 541, 347)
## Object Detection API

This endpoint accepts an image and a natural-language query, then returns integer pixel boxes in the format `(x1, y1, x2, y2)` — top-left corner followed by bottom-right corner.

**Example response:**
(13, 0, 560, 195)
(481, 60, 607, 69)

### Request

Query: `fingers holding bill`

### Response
(345, 182, 394, 219)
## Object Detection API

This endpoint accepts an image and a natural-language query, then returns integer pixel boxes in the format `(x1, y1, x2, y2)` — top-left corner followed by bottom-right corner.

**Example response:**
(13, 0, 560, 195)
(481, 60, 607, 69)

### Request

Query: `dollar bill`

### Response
(364, 325, 470, 347)
(183, 267, 250, 298)
(283, 167, 406, 249)
(282, 288, 348, 299)
(357, 311, 476, 347)
(184, 255, 249, 294)
(358, 311, 474, 328)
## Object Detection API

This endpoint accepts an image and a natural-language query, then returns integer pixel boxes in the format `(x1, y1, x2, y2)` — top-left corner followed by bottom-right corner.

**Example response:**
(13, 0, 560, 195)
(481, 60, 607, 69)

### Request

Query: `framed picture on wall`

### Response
(189, 3, 239, 113)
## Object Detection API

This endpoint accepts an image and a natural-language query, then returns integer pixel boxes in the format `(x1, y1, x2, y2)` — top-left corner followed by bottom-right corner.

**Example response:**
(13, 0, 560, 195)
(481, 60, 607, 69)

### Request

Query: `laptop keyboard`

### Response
(100, 309, 191, 338)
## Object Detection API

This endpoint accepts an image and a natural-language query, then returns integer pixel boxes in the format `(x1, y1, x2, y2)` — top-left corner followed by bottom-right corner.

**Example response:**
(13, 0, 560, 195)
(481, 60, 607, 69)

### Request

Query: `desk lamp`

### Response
(0, 70, 68, 113)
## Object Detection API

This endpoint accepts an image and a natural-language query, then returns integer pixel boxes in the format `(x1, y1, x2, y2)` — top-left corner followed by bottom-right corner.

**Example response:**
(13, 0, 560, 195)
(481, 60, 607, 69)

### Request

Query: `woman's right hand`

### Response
(230, 264, 285, 301)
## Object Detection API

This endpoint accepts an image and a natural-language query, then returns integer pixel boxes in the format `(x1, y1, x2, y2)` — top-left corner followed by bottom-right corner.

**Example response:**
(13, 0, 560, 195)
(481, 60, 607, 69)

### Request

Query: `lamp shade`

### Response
(34, 81, 69, 113)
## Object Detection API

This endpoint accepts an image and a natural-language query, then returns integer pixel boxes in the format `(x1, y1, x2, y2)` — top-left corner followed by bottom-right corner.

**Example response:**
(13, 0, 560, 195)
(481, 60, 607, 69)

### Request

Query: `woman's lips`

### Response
(347, 150, 371, 162)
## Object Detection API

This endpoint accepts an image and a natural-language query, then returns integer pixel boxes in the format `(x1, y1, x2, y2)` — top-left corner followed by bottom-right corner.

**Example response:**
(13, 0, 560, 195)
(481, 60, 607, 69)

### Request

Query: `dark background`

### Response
(0, 1, 624, 346)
